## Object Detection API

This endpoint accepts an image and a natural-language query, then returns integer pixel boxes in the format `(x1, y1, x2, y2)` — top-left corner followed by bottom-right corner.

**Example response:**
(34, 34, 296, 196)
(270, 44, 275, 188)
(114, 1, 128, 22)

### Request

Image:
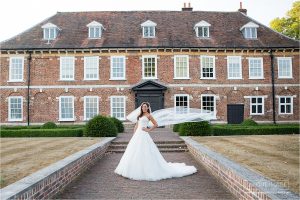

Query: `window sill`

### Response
(109, 78, 127, 81)
(173, 78, 191, 80)
(250, 114, 264, 116)
(227, 78, 243, 80)
(7, 80, 25, 83)
(58, 80, 76, 82)
(200, 78, 216, 80)
(278, 77, 293, 79)
(84, 79, 100, 81)
(8, 119, 23, 122)
(58, 119, 75, 122)
(278, 113, 293, 115)
(142, 78, 158, 80)
(249, 78, 265, 80)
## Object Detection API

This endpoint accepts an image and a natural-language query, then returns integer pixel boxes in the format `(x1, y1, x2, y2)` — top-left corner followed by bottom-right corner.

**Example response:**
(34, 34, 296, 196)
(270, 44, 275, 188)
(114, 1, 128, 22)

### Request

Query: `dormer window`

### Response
(87, 21, 104, 39)
(194, 21, 211, 38)
(240, 22, 259, 39)
(141, 20, 157, 38)
(42, 23, 59, 40)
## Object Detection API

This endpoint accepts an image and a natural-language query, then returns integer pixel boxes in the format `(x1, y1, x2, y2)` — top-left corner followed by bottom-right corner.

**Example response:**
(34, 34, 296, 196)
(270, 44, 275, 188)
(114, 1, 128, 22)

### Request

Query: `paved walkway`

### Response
(56, 128, 236, 199)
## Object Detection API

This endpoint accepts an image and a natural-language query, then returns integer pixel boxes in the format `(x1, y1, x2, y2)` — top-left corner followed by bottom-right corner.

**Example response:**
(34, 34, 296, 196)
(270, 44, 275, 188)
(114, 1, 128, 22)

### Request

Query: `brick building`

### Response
(0, 4, 299, 125)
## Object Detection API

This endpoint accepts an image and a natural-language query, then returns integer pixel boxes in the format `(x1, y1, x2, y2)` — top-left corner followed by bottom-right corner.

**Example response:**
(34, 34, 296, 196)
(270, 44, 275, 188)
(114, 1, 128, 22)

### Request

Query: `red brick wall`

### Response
(0, 50, 299, 124)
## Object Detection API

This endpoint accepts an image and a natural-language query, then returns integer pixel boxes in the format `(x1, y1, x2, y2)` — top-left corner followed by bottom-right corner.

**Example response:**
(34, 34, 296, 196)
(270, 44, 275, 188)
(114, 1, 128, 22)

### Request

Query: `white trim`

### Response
(142, 55, 157, 79)
(248, 57, 264, 79)
(277, 57, 293, 79)
(110, 96, 126, 120)
(84, 96, 99, 120)
(88, 26, 102, 39)
(278, 96, 293, 115)
(174, 94, 190, 113)
(9, 56, 24, 82)
(141, 20, 157, 27)
(8, 96, 23, 121)
(59, 96, 75, 121)
(194, 20, 211, 28)
(84, 56, 99, 80)
(86, 21, 104, 27)
(142, 26, 156, 38)
(248, 96, 265, 115)
(41, 23, 58, 29)
(227, 56, 242, 79)
(195, 26, 210, 38)
(200, 55, 215, 79)
(174, 55, 189, 79)
(200, 94, 217, 117)
(60, 56, 75, 81)
(110, 56, 126, 80)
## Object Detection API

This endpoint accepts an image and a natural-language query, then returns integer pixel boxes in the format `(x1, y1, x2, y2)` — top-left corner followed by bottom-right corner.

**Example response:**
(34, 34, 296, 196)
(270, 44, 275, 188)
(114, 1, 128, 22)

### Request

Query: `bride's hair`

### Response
(137, 102, 151, 121)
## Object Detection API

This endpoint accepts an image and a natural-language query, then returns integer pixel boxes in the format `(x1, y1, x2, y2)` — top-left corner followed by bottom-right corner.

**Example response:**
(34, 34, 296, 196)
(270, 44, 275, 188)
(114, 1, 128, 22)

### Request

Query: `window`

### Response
(201, 56, 215, 79)
(110, 56, 126, 80)
(227, 56, 242, 79)
(87, 21, 104, 38)
(250, 97, 264, 115)
(240, 22, 259, 39)
(278, 57, 292, 78)
(9, 57, 24, 82)
(142, 55, 157, 79)
(194, 21, 211, 38)
(110, 96, 126, 120)
(60, 56, 75, 80)
(249, 57, 263, 79)
(174, 55, 189, 79)
(201, 95, 216, 116)
(42, 23, 59, 40)
(59, 96, 74, 121)
(141, 20, 157, 38)
(8, 96, 23, 121)
(84, 96, 99, 120)
(279, 96, 293, 114)
(84, 56, 99, 80)
(174, 94, 189, 113)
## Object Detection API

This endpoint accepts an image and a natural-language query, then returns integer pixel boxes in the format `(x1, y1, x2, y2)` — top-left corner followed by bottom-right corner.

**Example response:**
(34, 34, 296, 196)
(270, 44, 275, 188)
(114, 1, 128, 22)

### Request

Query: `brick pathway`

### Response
(56, 128, 236, 199)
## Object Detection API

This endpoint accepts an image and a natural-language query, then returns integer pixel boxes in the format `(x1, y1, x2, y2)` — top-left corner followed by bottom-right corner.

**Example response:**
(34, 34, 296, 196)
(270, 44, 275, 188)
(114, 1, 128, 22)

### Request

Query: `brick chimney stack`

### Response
(182, 2, 193, 11)
(238, 2, 247, 15)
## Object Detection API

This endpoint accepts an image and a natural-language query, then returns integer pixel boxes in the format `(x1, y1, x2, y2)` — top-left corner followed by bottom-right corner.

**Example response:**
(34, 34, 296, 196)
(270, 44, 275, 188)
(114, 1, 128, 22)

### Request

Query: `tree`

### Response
(270, 1, 300, 40)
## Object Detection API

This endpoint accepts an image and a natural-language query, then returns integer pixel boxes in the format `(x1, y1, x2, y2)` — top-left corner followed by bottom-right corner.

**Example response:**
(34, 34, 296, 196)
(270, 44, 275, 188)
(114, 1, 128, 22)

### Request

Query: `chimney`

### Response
(238, 2, 247, 15)
(182, 2, 193, 11)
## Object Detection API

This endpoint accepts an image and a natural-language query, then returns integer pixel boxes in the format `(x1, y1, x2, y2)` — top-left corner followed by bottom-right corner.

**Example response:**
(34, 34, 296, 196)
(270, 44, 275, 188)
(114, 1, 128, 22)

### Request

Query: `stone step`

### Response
(111, 140, 185, 145)
(106, 148, 188, 153)
(109, 144, 187, 149)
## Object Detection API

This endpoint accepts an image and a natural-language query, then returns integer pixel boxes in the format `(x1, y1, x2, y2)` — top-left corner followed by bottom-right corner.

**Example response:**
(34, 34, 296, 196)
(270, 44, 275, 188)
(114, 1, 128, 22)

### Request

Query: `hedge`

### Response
(0, 125, 85, 130)
(0, 128, 83, 137)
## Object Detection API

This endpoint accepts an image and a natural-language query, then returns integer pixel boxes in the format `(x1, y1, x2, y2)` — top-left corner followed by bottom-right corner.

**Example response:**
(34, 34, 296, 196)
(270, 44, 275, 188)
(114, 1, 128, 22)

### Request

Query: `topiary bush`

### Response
(179, 121, 211, 136)
(173, 123, 181, 132)
(85, 115, 118, 137)
(109, 117, 124, 133)
(41, 122, 57, 129)
(241, 118, 258, 126)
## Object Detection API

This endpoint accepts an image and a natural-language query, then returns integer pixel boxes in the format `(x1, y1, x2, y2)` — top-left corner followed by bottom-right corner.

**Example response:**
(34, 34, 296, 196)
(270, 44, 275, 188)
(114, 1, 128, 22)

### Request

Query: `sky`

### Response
(0, 0, 296, 42)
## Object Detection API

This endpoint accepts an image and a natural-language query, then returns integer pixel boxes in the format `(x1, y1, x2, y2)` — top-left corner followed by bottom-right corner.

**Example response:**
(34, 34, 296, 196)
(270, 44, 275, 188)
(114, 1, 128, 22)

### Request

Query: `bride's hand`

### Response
(142, 127, 149, 132)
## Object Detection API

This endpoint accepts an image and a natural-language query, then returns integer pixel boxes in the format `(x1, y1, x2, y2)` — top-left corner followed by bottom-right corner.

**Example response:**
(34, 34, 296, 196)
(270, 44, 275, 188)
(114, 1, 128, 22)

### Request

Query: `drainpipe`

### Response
(27, 52, 32, 126)
(270, 50, 276, 124)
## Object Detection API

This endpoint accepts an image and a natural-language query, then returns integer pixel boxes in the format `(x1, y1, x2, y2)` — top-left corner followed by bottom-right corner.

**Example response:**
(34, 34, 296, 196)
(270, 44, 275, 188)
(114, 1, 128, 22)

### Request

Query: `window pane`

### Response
(61, 57, 74, 80)
(9, 97, 22, 120)
(112, 57, 125, 78)
(85, 97, 98, 120)
(10, 58, 23, 80)
(111, 97, 125, 119)
(85, 56, 99, 79)
(143, 57, 156, 78)
(228, 57, 241, 78)
(175, 56, 188, 78)
(60, 97, 74, 120)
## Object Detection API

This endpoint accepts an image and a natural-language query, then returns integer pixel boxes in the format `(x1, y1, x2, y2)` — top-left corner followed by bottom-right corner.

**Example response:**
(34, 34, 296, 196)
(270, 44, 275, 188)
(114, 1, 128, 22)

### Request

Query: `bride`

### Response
(114, 102, 197, 181)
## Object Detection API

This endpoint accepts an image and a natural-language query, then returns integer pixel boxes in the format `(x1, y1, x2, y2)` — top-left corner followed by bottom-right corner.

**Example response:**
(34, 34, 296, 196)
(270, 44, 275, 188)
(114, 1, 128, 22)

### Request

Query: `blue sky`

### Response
(0, 0, 296, 42)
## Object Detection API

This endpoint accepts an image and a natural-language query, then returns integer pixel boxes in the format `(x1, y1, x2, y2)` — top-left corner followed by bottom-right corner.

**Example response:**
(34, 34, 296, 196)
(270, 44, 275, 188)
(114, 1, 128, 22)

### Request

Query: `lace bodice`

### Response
(137, 115, 150, 129)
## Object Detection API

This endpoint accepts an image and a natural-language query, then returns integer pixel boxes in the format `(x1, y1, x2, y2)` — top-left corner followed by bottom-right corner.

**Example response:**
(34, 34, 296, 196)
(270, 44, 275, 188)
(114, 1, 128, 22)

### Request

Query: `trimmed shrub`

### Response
(241, 118, 258, 126)
(41, 122, 57, 129)
(109, 117, 124, 133)
(179, 121, 211, 136)
(173, 123, 181, 132)
(0, 129, 83, 137)
(85, 115, 118, 137)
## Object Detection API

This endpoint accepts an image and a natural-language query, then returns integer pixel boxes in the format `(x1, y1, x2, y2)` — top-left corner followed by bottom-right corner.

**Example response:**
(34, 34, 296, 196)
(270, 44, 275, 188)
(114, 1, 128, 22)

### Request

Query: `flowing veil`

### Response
(126, 104, 215, 127)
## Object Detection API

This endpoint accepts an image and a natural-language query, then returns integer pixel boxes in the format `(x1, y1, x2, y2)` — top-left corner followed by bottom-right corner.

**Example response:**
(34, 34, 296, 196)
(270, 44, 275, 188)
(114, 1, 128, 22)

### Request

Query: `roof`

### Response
(1, 11, 299, 50)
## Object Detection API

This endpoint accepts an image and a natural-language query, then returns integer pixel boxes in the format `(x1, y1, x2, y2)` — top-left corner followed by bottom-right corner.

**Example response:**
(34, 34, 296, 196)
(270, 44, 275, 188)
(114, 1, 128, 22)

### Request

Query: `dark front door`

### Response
(137, 94, 163, 112)
(227, 104, 244, 124)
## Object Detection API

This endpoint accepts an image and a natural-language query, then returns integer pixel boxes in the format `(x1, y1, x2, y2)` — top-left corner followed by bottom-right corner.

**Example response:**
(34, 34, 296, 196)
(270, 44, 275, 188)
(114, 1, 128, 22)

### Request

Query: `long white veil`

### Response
(126, 104, 215, 127)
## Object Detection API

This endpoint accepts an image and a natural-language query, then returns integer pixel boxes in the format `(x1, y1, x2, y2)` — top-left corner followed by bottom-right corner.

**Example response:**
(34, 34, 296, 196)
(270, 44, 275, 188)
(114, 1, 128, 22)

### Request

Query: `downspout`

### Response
(27, 52, 32, 126)
(270, 49, 276, 124)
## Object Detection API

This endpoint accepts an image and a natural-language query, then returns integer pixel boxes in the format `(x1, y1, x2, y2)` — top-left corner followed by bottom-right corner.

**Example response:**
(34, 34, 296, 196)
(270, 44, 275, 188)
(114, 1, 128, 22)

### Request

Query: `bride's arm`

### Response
(134, 122, 138, 133)
(147, 115, 158, 132)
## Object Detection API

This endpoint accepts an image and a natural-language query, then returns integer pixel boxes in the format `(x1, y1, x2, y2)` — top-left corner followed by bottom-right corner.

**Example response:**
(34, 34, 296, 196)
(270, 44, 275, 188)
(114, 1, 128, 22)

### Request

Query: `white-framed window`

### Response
(174, 55, 189, 79)
(110, 96, 126, 120)
(89, 27, 101, 38)
(243, 27, 257, 39)
(84, 56, 99, 80)
(227, 56, 242, 79)
(278, 96, 293, 114)
(60, 56, 75, 81)
(174, 94, 189, 113)
(200, 56, 215, 79)
(110, 56, 126, 80)
(278, 57, 292, 78)
(142, 55, 157, 79)
(197, 27, 209, 37)
(250, 96, 264, 115)
(248, 57, 263, 79)
(59, 96, 74, 121)
(8, 96, 23, 121)
(143, 26, 155, 38)
(201, 94, 216, 116)
(84, 96, 99, 120)
(9, 57, 24, 82)
(42, 23, 59, 40)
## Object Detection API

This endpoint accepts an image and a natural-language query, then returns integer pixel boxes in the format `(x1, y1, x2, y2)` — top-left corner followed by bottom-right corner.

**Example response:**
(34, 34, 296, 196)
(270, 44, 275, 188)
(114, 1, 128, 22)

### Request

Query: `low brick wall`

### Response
(181, 137, 300, 200)
(0, 137, 115, 200)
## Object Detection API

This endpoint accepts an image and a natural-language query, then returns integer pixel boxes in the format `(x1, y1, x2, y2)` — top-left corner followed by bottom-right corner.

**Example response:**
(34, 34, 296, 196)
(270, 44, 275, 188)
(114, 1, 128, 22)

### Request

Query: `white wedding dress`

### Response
(114, 115, 197, 181)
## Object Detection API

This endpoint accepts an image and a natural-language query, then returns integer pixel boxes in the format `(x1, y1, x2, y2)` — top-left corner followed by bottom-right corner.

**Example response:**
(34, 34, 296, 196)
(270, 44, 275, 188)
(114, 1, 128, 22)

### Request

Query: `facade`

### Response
(0, 5, 299, 125)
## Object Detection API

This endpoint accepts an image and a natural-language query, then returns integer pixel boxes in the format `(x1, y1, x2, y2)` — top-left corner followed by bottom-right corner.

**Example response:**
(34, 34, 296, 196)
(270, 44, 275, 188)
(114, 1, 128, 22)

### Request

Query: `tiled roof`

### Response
(1, 11, 299, 50)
